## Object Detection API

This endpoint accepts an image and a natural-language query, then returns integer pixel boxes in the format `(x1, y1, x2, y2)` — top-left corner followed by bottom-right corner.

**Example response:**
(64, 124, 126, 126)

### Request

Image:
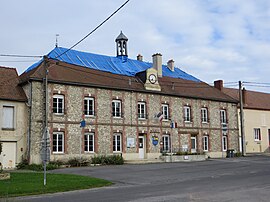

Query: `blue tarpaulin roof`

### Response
(25, 47, 200, 82)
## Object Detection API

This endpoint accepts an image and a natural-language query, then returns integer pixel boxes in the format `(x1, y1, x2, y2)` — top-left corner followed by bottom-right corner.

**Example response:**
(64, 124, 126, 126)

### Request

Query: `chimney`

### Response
(152, 53, 162, 77)
(137, 54, 143, 61)
(214, 80, 223, 91)
(167, 59, 175, 72)
(242, 87, 246, 104)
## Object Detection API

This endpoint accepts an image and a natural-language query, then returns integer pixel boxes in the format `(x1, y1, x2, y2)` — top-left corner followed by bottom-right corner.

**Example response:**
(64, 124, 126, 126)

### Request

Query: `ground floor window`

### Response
(113, 133, 122, 152)
(203, 135, 209, 151)
(84, 133, 94, 152)
(222, 136, 227, 151)
(53, 132, 64, 153)
(162, 135, 170, 152)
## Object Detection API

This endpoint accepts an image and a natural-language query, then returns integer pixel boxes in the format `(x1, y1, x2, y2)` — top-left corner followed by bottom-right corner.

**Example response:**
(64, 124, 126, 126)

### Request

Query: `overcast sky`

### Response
(1, 0, 270, 92)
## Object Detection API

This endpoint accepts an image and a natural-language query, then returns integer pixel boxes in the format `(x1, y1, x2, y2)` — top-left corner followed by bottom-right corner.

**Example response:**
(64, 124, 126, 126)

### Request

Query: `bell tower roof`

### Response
(115, 31, 128, 42)
(115, 31, 128, 57)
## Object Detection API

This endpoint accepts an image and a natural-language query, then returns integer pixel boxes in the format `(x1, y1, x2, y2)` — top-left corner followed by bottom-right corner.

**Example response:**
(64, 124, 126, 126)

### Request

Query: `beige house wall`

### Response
(0, 100, 28, 168)
(26, 81, 239, 164)
(241, 109, 270, 153)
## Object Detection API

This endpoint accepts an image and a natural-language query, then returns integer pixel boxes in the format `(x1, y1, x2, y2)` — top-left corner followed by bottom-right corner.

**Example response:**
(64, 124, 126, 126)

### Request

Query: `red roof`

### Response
(0, 66, 27, 102)
(224, 88, 270, 111)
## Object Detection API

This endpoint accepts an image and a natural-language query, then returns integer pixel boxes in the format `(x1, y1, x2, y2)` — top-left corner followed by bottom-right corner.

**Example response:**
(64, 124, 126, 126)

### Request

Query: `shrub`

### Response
(16, 159, 61, 171)
(67, 158, 90, 167)
(91, 155, 124, 165)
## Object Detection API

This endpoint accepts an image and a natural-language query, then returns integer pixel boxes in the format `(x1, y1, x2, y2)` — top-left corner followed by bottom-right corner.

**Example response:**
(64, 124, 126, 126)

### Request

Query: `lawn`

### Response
(0, 172, 112, 198)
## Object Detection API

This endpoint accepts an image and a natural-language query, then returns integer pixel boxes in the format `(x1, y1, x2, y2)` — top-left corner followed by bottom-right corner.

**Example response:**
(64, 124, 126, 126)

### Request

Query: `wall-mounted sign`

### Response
(127, 137, 135, 148)
(152, 135, 159, 146)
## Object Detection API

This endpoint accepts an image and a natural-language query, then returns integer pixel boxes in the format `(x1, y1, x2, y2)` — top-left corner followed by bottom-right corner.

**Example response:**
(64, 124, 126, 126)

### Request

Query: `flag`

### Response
(157, 112, 163, 122)
(170, 121, 177, 128)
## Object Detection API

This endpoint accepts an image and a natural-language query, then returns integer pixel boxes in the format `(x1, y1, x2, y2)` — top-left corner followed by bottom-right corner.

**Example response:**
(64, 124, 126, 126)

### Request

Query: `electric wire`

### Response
(0, 54, 42, 58)
(55, 0, 130, 59)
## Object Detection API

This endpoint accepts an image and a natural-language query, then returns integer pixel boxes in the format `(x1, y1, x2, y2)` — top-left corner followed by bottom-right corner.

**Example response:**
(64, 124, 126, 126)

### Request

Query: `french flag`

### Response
(157, 112, 164, 122)
(170, 121, 177, 128)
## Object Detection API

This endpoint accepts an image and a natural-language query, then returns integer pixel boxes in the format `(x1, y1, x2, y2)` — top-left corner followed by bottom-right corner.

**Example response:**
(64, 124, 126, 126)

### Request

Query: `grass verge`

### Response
(0, 172, 112, 198)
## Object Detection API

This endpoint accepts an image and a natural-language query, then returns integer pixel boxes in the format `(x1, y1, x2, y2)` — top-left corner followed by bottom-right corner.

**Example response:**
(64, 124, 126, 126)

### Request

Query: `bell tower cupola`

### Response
(115, 31, 128, 57)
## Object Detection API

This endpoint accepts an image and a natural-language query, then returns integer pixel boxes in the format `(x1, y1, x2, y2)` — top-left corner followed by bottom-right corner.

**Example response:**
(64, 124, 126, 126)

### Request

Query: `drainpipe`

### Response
(27, 81, 32, 163)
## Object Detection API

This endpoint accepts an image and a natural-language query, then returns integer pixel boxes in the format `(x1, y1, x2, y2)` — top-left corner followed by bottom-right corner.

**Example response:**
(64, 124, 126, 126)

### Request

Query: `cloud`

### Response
(0, 0, 269, 92)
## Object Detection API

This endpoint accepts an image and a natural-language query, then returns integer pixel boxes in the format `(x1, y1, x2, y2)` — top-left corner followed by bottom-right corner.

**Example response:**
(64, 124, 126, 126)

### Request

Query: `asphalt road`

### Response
(14, 155, 270, 202)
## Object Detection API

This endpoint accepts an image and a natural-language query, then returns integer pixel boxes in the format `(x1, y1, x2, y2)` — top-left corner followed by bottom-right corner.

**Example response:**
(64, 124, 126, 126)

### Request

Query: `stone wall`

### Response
(28, 81, 239, 163)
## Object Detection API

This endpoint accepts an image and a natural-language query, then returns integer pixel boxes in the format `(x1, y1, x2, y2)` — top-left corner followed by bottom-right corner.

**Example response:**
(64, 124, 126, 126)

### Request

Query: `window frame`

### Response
(112, 100, 122, 118)
(137, 102, 147, 119)
(52, 132, 64, 154)
(162, 104, 169, 121)
(222, 135, 227, 151)
(2, 106, 15, 129)
(162, 135, 170, 152)
(184, 106, 191, 122)
(254, 128, 261, 141)
(201, 107, 208, 123)
(84, 132, 95, 153)
(113, 133, 122, 152)
(84, 97, 95, 116)
(203, 135, 209, 151)
(53, 94, 64, 115)
(220, 109, 227, 124)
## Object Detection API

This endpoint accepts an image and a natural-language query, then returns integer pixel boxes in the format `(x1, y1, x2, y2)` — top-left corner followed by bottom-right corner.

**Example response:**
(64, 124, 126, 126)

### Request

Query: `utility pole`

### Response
(239, 81, 246, 156)
(43, 56, 49, 186)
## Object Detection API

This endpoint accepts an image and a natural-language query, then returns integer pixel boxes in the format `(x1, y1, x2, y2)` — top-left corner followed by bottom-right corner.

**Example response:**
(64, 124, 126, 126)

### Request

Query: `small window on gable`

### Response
(2, 106, 14, 129)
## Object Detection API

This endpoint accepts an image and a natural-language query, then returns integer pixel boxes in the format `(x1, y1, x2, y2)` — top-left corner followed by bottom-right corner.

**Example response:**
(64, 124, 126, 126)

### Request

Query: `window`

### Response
(84, 97, 95, 116)
(113, 133, 122, 152)
(138, 102, 146, 119)
(84, 133, 94, 152)
(203, 136, 209, 151)
(112, 100, 122, 118)
(53, 94, 64, 114)
(162, 104, 169, 120)
(222, 135, 227, 151)
(162, 135, 170, 152)
(52, 132, 64, 153)
(254, 128, 261, 141)
(184, 106, 191, 122)
(201, 108, 208, 123)
(220, 110, 227, 124)
(2, 106, 14, 129)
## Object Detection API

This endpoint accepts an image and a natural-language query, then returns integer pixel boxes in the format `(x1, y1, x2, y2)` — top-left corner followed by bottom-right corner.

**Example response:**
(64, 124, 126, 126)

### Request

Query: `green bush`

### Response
(91, 155, 124, 165)
(16, 159, 61, 171)
(67, 158, 90, 167)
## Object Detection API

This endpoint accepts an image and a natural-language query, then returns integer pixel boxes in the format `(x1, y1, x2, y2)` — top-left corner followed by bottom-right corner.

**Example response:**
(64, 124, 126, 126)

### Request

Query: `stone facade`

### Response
(26, 81, 239, 164)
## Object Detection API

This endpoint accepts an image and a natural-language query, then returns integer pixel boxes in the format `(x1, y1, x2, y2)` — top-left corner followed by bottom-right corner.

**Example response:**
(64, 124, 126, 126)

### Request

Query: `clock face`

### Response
(149, 74, 157, 84)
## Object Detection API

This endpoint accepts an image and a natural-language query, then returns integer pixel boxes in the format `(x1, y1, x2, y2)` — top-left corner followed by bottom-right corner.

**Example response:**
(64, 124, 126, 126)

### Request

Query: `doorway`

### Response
(139, 136, 145, 159)
(0, 142, 16, 169)
(191, 136, 197, 153)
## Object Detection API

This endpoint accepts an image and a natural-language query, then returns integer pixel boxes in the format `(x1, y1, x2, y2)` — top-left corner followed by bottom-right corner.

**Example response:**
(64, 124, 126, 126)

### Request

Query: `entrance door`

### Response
(191, 136, 197, 153)
(139, 136, 145, 159)
(0, 142, 16, 169)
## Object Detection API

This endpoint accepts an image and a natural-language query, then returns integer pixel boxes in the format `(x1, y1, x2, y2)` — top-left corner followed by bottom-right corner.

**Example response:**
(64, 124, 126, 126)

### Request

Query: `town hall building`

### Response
(19, 32, 239, 164)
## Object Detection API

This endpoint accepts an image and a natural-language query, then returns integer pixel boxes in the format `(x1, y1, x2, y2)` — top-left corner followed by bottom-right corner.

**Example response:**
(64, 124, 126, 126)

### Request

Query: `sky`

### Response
(1, 0, 270, 92)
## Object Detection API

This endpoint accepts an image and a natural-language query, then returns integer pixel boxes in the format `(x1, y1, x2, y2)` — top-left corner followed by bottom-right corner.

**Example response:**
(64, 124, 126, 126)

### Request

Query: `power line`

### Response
(0, 60, 38, 62)
(243, 81, 270, 85)
(55, 0, 130, 59)
(0, 54, 42, 58)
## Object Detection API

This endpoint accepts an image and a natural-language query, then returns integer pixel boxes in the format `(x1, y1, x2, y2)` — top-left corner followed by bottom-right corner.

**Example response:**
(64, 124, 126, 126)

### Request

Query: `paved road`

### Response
(15, 155, 270, 202)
